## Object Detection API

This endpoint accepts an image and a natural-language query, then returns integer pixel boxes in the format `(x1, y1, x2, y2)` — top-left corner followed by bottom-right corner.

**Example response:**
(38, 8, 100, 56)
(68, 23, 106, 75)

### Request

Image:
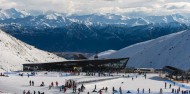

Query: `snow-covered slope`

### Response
(0, 30, 66, 72)
(89, 50, 116, 60)
(102, 30, 190, 71)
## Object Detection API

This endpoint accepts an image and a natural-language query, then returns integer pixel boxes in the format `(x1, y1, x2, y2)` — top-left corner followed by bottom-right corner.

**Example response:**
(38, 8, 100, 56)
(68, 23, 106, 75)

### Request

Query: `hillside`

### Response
(101, 30, 190, 71)
(0, 30, 66, 72)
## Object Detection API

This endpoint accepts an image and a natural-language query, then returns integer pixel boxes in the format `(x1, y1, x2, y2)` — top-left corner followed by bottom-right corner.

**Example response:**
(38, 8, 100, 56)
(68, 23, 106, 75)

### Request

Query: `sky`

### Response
(0, 0, 190, 16)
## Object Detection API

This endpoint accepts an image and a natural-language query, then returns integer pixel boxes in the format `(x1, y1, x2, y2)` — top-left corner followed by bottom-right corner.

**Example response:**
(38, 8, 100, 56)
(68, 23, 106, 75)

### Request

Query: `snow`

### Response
(100, 30, 190, 71)
(46, 14, 58, 20)
(89, 50, 116, 60)
(0, 30, 66, 72)
(0, 72, 189, 94)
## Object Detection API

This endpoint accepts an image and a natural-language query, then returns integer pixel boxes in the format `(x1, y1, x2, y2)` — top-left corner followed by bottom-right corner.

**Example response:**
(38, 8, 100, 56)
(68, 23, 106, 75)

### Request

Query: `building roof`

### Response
(163, 66, 185, 75)
(23, 58, 129, 66)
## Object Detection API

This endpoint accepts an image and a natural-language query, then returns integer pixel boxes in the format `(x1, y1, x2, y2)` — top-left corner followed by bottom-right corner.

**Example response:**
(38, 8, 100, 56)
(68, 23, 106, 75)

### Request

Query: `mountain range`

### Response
(0, 8, 189, 52)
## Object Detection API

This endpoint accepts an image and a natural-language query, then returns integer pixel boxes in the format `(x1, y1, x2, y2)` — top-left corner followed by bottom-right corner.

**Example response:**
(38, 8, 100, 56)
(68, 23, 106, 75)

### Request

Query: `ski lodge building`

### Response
(22, 58, 129, 72)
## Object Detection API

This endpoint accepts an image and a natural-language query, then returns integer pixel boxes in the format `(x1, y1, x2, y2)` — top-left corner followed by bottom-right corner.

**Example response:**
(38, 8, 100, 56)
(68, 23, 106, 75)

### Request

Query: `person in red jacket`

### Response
(99, 90, 102, 94)
(64, 87, 67, 93)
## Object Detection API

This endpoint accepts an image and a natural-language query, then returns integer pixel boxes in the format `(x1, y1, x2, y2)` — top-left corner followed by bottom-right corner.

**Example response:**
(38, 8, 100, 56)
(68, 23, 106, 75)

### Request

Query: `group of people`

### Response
(23, 90, 44, 94)
(49, 81, 59, 89)
(92, 85, 108, 94)
(137, 88, 152, 94)
(29, 80, 34, 86)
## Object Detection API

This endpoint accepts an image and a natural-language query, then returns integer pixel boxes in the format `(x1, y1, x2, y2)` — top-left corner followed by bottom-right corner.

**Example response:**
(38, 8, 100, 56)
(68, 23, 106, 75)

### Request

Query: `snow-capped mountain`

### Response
(0, 8, 29, 20)
(100, 30, 190, 71)
(0, 30, 66, 72)
(0, 8, 189, 52)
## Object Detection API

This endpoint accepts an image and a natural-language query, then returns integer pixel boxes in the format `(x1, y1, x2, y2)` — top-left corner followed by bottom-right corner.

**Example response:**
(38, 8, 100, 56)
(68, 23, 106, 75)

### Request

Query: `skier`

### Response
(165, 82, 167, 89)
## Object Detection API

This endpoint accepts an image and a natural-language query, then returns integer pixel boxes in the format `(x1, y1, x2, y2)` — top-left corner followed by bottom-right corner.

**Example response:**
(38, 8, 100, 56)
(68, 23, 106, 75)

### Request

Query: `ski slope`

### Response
(101, 30, 190, 70)
(0, 30, 66, 72)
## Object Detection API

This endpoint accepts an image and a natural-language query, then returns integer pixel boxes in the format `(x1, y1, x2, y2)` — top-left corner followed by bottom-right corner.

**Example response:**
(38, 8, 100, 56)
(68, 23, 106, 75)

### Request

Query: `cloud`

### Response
(164, 2, 190, 9)
(0, 0, 190, 16)
(0, 0, 17, 9)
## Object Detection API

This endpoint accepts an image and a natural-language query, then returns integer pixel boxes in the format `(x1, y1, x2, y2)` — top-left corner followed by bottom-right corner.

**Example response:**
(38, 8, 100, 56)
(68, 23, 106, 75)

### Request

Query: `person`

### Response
(27, 73, 29, 78)
(27, 90, 30, 94)
(56, 81, 58, 87)
(137, 88, 139, 93)
(169, 84, 171, 89)
(23, 90, 26, 94)
(95, 85, 96, 90)
(92, 89, 97, 92)
(142, 88, 144, 93)
(38, 91, 40, 94)
(160, 88, 163, 94)
(41, 92, 44, 94)
(60, 87, 62, 91)
(78, 88, 81, 93)
(165, 82, 167, 89)
(132, 77, 134, 80)
(64, 87, 67, 93)
(74, 85, 77, 93)
(40, 81, 45, 86)
(144, 73, 147, 79)
(51, 82, 54, 87)
(119, 87, 122, 94)
(32, 81, 34, 86)
(105, 87, 108, 92)
(113, 87, 115, 92)
(34, 91, 36, 94)
(81, 84, 85, 92)
(172, 88, 174, 93)
(127, 90, 131, 93)
(99, 90, 102, 94)
(29, 80, 31, 86)
(73, 86, 75, 93)
(49, 85, 52, 89)
(149, 88, 150, 93)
